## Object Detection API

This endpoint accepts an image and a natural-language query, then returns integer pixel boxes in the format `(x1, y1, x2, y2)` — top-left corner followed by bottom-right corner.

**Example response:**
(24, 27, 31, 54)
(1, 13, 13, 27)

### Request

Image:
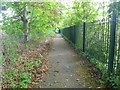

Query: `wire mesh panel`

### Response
(75, 24, 83, 50)
(85, 20, 110, 71)
(61, 17, 120, 73)
(69, 26, 74, 44)
(115, 19, 120, 75)
(62, 26, 76, 45)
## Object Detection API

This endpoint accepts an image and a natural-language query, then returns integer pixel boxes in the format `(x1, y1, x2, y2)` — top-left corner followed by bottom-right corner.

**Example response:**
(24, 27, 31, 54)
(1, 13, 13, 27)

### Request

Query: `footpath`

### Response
(35, 34, 99, 88)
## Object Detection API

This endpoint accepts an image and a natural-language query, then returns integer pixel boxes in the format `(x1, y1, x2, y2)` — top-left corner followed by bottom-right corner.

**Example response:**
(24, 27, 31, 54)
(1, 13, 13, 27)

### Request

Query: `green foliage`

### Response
(19, 73, 31, 88)
(3, 37, 19, 62)
(2, 2, 64, 88)
(2, 36, 43, 88)
(108, 75, 120, 88)
(80, 52, 107, 73)
(2, 1, 120, 88)
(8, 72, 31, 88)
(3, 53, 43, 88)
(61, 1, 100, 28)
(108, 1, 120, 16)
(2, 2, 64, 42)
(99, 73, 120, 88)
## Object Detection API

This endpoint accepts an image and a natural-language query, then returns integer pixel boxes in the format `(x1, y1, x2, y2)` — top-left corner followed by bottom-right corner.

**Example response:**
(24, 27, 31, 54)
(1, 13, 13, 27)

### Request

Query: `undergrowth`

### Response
(2, 37, 52, 88)
(80, 51, 120, 88)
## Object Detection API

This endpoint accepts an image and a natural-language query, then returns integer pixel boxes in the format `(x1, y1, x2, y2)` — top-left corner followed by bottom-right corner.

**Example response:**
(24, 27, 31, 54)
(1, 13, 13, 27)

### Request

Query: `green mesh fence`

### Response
(61, 19, 120, 73)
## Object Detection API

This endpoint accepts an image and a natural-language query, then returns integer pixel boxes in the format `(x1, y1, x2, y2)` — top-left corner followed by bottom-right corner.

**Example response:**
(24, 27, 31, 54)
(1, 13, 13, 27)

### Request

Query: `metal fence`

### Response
(61, 17, 120, 74)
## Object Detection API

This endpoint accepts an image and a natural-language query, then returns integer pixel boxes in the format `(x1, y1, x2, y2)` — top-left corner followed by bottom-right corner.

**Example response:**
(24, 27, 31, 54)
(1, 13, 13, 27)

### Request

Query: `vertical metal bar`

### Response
(107, 18, 110, 59)
(83, 22, 86, 52)
(108, 10, 117, 74)
(73, 25, 75, 46)
(116, 34, 120, 75)
(74, 25, 76, 45)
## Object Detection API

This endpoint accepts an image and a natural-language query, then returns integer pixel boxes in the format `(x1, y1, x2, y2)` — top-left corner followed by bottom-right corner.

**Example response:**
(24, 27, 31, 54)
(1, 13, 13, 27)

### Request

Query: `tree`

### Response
(2, 2, 64, 43)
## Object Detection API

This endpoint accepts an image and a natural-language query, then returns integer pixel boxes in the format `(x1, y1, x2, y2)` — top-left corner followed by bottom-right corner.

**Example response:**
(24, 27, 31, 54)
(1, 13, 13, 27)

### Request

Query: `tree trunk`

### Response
(23, 20, 28, 43)
(21, 6, 28, 43)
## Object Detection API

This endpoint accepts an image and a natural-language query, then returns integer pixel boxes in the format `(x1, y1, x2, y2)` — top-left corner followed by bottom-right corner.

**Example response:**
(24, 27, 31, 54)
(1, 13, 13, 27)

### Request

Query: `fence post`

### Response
(83, 22, 86, 52)
(74, 25, 76, 46)
(108, 10, 117, 74)
(73, 25, 76, 45)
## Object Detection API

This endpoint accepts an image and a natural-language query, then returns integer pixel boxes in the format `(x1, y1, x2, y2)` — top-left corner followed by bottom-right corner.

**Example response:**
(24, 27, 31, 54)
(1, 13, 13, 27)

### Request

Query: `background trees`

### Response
(2, 2, 64, 42)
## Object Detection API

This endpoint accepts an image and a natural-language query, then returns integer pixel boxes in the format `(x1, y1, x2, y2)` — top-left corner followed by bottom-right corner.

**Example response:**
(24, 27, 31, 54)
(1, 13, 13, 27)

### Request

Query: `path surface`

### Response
(36, 34, 98, 88)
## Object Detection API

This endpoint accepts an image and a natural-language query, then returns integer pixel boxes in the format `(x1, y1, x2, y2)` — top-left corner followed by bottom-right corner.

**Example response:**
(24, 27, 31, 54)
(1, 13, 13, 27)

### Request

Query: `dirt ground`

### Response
(35, 34, 99, 88)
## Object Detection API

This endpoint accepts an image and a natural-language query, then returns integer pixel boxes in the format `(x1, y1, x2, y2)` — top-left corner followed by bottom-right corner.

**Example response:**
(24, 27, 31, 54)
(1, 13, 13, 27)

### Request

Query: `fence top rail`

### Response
(61, 17, 120, 30)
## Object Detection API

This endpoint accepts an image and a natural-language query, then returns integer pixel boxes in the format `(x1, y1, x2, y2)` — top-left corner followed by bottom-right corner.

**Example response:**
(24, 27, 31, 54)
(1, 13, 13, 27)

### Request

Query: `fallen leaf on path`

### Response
(56, 61, 60, 63)
(54, 81, 57, 83)
(49, 83, 53, 86)
(70, 75, 72, 77)
(66, 78, 69, 81)
(53, 70, 59, 73)
(76, 79, 79, 81)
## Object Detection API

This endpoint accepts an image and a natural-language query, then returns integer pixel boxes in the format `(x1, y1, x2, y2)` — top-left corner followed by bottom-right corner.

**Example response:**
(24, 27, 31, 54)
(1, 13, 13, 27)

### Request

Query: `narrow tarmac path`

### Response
(36, 34, 98, 88)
